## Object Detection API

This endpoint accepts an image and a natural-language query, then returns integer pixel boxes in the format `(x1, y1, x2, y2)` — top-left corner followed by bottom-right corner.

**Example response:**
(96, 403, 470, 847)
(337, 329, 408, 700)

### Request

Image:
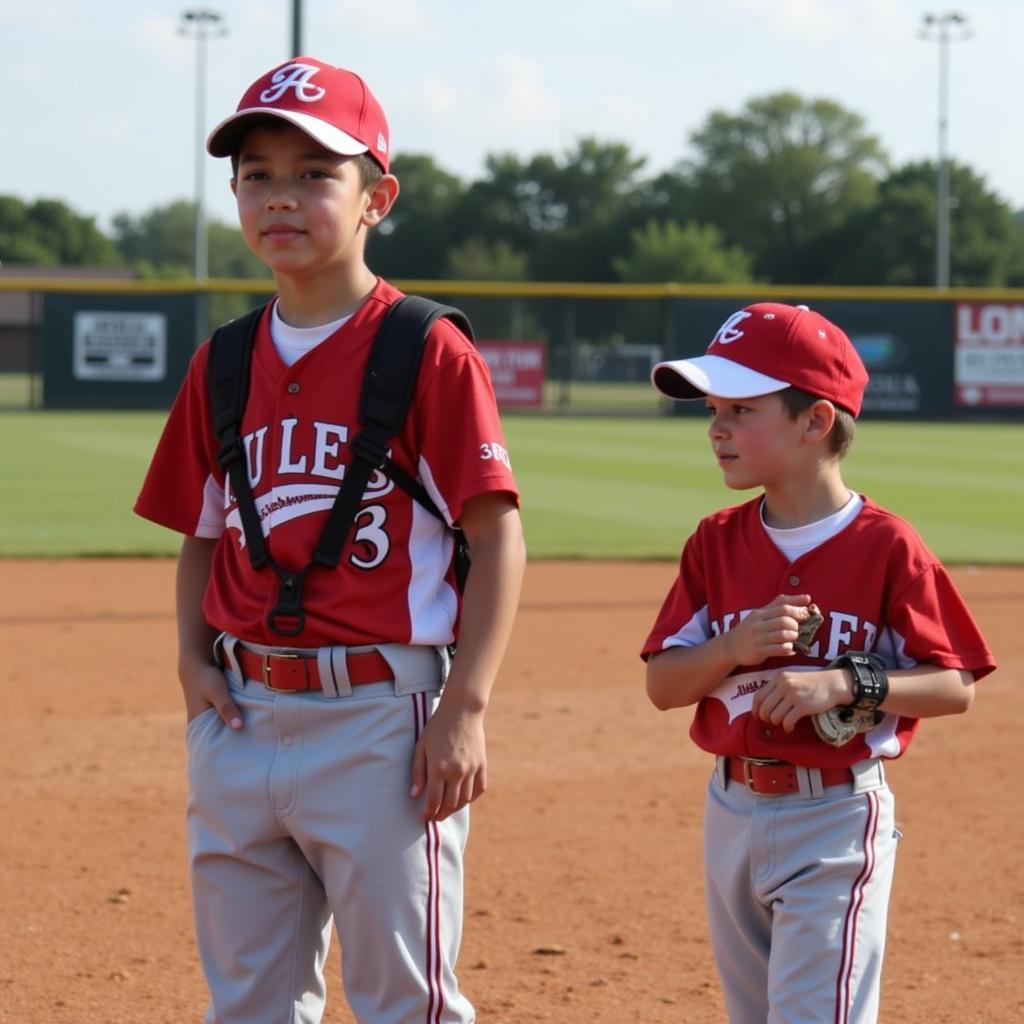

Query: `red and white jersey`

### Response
(642, 496, 995, 768)
(135, 279, 518, 648)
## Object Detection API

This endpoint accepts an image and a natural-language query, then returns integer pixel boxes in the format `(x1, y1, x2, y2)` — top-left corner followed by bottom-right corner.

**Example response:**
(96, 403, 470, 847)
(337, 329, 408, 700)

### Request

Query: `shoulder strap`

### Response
(206, 296, 474, 635)
(207, 304, 270, 570)
(311, 295, 473, 568)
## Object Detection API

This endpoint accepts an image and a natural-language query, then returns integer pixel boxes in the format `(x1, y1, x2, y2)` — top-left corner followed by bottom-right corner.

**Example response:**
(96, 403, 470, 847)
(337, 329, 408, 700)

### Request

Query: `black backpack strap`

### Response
(310, 296, 472, 569)
(207, 305, 270, 570)
(207, 295, 475, 636)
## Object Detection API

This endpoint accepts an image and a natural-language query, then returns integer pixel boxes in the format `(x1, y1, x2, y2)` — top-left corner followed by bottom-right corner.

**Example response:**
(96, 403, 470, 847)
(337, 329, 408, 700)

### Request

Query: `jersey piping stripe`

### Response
(412, 691, 446, 1024)
(833, 790, 880, 1024)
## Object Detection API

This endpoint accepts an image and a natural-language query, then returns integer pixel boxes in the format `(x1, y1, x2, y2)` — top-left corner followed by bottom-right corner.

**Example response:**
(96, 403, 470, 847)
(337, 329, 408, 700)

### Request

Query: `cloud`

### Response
(620, 0, 678, 15)
(719, 0, 909, 42)
(324, 0, 431, 41)
(0, 0, 76, 30)
(133, 13, 205, 67)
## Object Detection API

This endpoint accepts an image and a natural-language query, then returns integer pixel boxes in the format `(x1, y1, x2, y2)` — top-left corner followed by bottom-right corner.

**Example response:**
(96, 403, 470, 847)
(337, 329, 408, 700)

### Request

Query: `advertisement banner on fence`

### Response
(478, 341, 546, 407)
(954, 303, 1024, 408)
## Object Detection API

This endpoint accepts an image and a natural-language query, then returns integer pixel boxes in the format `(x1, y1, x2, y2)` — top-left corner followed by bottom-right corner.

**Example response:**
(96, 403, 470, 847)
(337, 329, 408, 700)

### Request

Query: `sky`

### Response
(2, 0, 1021, 234)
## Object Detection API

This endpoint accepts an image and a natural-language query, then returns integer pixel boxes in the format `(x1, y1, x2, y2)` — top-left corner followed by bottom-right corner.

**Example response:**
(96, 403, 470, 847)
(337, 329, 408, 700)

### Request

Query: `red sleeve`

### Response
(886, 561, 996, 680)
(412, 319, 519, 525)
(641, 528, 710, 659)
(134, 342, 223, 538)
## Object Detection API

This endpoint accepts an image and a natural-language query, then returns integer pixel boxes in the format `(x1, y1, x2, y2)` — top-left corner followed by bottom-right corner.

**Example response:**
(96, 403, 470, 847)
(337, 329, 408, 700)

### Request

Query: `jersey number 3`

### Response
(350, 504, 390, 570)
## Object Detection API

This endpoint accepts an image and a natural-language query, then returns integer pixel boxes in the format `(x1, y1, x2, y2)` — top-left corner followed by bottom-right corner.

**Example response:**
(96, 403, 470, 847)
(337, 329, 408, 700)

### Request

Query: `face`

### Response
(230, 122, 394, 281)
(704, 393, 808, 491)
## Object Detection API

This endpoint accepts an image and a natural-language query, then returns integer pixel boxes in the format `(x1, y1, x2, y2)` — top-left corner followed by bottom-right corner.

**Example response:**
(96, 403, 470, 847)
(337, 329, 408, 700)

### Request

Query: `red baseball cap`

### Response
(651, 303, 869, 416)
(207, 57, 390, 172)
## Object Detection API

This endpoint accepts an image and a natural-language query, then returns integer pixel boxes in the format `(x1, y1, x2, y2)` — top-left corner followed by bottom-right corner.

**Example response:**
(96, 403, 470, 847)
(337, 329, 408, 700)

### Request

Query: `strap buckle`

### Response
(216, 436, 245, 471)
(350, 430, 390, 470)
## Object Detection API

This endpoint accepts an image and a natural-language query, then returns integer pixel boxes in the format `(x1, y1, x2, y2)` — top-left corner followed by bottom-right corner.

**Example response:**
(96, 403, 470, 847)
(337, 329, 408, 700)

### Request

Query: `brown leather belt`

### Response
(233, 646, 393, 692)
(726, 758, 853, 795)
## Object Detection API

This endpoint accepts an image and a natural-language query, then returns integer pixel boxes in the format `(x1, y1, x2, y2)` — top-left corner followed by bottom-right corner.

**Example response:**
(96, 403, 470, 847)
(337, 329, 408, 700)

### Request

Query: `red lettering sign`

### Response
(478, 341, 546, 408)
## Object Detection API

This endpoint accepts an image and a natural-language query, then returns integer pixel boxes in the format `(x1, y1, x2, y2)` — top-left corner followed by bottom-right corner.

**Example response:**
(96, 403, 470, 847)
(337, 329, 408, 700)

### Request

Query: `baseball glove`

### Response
(812, 652, 888, 747)
(813, 703, 884, 747)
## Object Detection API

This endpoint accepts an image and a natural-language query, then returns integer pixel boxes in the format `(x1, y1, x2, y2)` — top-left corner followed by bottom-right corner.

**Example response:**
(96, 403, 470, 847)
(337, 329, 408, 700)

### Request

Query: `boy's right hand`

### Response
(180, 661, 243, 730)
(724, 593, 815, 667)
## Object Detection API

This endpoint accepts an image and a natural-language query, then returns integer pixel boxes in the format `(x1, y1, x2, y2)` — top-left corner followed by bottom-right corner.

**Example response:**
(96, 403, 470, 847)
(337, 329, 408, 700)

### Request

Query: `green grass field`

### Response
(1, 410, 1022, 563)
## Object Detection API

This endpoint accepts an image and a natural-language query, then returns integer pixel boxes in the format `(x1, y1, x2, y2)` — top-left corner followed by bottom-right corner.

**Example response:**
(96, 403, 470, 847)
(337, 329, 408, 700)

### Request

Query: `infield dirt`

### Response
(2, 560, 1021, 1023)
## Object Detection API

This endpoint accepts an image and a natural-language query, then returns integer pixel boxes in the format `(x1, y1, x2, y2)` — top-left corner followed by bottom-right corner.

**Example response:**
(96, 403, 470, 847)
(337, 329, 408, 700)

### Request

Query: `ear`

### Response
(362, 174, 400, 228)
(230, 177, 238, 197)
(803, 399, 836, 444)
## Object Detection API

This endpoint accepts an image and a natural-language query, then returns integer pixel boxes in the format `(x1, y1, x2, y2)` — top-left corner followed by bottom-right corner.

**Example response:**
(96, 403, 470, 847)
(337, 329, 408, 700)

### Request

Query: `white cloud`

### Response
(323, 0, 431, 41)
(412, 71, 459, 117)
(0, 0, 77, 30)
(718, 0, 909, 43)
(490, 53, 557, 126)
(133, 13, 204, 67)
(620, 0, 678, 15)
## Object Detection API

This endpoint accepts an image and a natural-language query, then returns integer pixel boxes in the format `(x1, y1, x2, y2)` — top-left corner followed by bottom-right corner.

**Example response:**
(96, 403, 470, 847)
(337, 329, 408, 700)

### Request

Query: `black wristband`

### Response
(831, 652, 889, 712)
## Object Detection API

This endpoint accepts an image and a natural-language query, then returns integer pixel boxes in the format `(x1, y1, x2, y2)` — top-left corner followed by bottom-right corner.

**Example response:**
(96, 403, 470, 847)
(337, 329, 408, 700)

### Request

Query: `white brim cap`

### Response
(651, 354, 790, 401)
(206, 108, 369, 158)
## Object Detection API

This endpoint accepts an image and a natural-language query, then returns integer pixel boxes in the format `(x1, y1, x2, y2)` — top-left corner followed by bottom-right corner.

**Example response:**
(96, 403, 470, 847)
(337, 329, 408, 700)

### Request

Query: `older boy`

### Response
(643, 303, 994, 1023)
(136, 57, 525, 1024)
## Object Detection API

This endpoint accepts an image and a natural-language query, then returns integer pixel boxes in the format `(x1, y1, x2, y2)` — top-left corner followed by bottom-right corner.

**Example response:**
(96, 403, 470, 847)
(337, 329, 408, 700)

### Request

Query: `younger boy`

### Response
(642, 303, 994, 1024)
(135, 57, 525, 1024)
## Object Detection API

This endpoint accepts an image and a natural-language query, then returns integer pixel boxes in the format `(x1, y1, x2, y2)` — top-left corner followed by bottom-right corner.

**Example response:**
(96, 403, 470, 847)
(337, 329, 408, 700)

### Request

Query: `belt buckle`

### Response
(741, 757, 782, 793)
(262, 650, 301, 692)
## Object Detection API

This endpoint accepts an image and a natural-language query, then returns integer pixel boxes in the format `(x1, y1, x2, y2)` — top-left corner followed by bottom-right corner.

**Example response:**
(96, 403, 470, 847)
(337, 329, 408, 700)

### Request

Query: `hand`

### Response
(752, 667, 854, 733)
(723, 593, 815, 667)
(410, 702, 487, 822)
(180, 660, 243, 730)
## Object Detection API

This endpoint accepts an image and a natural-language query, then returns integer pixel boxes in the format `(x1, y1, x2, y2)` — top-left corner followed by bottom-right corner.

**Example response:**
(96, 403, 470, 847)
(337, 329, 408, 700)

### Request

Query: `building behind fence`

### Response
(1, 275, 1023, 420)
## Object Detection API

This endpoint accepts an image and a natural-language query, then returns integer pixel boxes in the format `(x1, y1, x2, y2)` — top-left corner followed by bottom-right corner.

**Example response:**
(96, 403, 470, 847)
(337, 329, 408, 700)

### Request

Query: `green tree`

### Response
(456, 138, 651, 281)
(111, 200, 268, 279)
(0, 195, 120, 266)
(819, 161, 1024, 287)
(614, 219, 754, 283)
(368, 154, 465, 279)
(446, 238, 528, 281)
(683, 92, 888, 282)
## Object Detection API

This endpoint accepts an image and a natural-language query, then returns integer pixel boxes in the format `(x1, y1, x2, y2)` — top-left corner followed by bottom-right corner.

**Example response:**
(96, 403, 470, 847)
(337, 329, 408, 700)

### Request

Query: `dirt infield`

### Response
(2, 559, 1022, 1023)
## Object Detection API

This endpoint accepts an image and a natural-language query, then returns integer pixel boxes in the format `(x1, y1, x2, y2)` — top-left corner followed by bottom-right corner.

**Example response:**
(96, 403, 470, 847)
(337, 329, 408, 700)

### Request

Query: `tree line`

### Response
(4, 92, 1023, 288)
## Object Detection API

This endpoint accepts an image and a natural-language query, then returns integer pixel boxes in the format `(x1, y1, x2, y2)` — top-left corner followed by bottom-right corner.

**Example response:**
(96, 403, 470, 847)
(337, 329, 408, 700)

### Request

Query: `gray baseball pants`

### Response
(703, 758, 898, 1024)
(184, 648, 473, 1024)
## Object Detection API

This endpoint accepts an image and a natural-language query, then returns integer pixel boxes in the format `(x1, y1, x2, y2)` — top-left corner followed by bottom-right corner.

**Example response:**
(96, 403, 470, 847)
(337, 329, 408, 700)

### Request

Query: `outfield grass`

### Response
(1, 411, 1021, 563)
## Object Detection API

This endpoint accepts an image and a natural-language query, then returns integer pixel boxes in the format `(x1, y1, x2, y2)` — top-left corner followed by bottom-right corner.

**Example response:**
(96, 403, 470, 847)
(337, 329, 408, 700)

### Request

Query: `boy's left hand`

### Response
(410, 702, 487, 822)
(752, 668, 855, 733)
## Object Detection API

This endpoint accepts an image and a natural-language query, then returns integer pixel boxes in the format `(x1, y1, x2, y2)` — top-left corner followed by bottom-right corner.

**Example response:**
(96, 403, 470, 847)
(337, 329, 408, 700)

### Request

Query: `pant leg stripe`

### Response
(413, 691, 446, 1024)
(834, 790, 880, 1024)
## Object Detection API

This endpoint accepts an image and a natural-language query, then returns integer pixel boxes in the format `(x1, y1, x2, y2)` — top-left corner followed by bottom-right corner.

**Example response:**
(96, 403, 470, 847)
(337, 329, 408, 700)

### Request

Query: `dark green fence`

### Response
(2, 279, 1022, 419)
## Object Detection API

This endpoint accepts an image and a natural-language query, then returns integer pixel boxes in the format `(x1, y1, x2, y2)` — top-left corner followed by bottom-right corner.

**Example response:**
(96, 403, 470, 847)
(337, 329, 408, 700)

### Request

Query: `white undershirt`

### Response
(270, 299, 354, 367)
(761, 491, 864, 562)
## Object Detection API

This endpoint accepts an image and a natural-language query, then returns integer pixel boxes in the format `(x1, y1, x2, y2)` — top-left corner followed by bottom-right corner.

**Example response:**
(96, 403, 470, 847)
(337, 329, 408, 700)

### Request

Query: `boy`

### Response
(642, 303, 994, 1024)
(135, 57, 525, 1024)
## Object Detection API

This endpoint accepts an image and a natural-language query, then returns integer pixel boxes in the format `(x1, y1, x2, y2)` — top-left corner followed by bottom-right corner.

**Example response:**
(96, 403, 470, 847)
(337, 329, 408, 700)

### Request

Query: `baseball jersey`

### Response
(135, 278, 518, 649)
(642, 496, 995, 769)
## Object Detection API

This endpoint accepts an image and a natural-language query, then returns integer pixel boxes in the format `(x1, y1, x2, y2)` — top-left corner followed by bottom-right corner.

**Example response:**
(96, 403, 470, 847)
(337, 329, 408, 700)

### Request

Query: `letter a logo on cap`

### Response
(260, 63, 327, 104)
(714, 310, 751, 346)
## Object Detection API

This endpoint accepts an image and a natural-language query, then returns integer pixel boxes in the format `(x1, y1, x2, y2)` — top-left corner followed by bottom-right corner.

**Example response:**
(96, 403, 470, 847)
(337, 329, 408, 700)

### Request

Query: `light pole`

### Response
(291, 0, 303, 56)
(179, 8, 227, 282)
(920, 11, 971, 289)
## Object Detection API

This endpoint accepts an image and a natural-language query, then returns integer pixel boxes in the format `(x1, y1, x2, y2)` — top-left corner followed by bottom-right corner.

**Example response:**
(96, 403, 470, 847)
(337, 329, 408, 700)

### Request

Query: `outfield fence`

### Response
(2, 278, 1023, 419)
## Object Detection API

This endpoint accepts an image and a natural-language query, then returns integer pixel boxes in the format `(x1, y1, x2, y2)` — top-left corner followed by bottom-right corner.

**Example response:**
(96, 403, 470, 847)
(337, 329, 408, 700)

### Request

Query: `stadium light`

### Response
(292, 0, 303, 56)
(919, 11, 972, 289)
(179, 8, 228, 282)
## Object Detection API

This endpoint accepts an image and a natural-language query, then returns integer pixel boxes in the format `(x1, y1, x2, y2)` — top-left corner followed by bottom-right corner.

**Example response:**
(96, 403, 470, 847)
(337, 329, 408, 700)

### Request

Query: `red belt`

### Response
(233, 646, 393, 692)
(726, 758, 853, 795)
